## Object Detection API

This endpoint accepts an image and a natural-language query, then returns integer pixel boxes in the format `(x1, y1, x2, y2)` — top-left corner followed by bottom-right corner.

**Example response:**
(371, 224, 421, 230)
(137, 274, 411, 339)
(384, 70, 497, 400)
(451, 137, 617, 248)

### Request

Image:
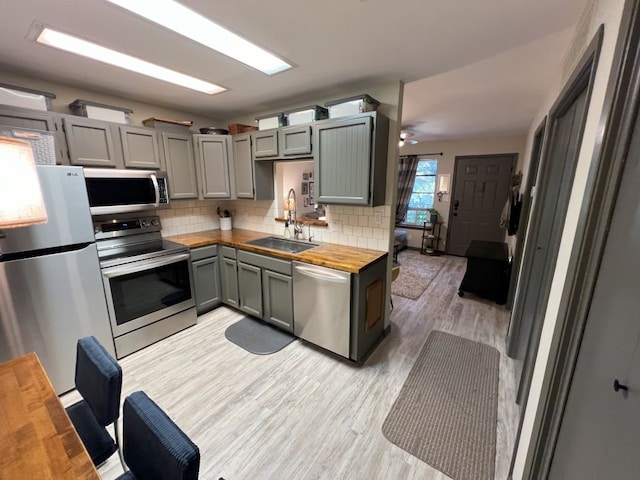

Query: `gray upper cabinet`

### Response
(195, 134, 232, 199)
(0, 105, 56, 131)
(279, 125, 312, 157)
(313, 112, 389, 206)
(63, 116, 119, 168)
(120, 126, 161, 169)
(232, 133, 255, 198)
(161, 132, 198, 199)
(252, 129, 279, 158)
(0, 105, 66, 164)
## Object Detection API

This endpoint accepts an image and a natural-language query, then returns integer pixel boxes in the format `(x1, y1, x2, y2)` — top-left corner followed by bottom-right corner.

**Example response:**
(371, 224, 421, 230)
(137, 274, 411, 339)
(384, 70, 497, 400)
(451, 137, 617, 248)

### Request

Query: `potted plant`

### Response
(427, 208, 440, 224)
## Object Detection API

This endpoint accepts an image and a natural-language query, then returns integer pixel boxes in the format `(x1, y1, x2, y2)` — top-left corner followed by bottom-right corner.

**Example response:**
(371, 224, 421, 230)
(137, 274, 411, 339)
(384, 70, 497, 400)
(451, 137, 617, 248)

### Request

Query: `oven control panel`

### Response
(94, 216, 162, 239)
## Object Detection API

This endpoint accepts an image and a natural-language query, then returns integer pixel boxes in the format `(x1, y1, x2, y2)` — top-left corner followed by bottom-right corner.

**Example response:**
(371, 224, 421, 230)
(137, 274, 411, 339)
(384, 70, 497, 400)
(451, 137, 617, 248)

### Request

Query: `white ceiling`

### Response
(0, 0, 586, 137)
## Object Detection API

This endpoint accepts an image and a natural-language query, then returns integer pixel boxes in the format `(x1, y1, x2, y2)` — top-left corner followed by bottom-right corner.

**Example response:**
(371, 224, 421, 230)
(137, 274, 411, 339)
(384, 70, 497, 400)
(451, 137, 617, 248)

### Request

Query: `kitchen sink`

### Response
(245, 236, 318, 254)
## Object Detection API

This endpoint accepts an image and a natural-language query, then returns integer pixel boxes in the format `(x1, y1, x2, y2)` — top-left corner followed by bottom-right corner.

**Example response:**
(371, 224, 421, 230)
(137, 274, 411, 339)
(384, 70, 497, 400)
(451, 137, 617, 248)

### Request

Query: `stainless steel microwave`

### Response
(84, 168, 169, 215)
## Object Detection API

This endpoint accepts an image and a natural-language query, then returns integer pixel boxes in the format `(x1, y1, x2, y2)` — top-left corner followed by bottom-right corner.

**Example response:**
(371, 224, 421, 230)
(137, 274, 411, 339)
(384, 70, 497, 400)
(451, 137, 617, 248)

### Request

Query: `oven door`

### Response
(84, 168, 160, 215)
(101, 252, 195, 337)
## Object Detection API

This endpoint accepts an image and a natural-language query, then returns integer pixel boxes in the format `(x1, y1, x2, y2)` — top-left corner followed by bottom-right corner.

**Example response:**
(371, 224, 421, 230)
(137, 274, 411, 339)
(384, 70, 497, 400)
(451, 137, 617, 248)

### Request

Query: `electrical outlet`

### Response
(408, 234, 412, 240)
(332, 220, 343, 232)
(374, 211, 382, 224)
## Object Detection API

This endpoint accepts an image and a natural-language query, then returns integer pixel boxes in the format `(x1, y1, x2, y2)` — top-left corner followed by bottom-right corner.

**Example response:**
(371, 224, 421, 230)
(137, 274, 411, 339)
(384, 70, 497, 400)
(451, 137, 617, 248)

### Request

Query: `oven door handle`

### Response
(102, 252, 190, 278)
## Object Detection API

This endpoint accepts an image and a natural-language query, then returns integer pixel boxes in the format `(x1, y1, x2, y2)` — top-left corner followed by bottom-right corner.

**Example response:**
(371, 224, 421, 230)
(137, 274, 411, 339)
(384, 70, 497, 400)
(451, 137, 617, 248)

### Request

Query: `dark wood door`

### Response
(447, 154, 515, 256)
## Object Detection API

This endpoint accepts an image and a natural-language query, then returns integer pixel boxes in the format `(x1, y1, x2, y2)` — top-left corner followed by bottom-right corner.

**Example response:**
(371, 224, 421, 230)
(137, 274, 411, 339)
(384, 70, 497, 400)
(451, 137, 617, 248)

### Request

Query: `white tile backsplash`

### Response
(161, 198, 393, 252)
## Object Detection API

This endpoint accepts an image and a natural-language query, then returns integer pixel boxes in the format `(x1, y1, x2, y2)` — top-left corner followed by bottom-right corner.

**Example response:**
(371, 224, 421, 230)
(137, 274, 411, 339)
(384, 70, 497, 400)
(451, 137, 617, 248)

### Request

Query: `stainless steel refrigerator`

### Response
(0, 165, 115, 394)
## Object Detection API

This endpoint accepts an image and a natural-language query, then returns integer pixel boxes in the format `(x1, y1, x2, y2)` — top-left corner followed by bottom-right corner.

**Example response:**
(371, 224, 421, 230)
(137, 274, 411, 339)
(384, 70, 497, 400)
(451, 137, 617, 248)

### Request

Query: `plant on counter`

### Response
(217, 206, 233, 218)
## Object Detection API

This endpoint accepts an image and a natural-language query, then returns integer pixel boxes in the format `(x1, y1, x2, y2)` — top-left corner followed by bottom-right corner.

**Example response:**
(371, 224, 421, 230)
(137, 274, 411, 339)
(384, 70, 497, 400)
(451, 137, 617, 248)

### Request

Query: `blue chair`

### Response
(116, 391, 200, 480)
(66, 336, 123, 468)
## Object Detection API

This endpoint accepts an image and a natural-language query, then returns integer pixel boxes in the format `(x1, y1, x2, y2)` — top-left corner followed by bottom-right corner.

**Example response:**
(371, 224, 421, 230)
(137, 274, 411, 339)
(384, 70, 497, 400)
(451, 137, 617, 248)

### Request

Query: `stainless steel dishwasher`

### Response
(293, 262, 352, 358)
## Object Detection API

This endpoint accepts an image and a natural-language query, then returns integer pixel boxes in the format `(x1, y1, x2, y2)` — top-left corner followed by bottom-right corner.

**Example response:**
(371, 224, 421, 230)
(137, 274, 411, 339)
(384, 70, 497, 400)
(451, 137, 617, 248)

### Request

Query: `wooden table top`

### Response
(0, 353, 100, 480)
(166, 228, 388, 274)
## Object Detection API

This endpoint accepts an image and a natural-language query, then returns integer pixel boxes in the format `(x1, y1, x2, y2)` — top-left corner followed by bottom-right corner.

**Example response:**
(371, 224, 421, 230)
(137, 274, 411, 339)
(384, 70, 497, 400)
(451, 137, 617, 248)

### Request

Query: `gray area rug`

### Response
(391, 250, 447, 300)
(382, 331, 500, 480)
(225, 316, 296, 355)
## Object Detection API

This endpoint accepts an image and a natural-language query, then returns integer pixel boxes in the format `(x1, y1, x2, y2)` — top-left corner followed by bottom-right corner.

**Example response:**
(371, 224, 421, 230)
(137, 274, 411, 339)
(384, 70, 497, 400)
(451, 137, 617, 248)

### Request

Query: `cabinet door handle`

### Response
(614, 378, 629, 392)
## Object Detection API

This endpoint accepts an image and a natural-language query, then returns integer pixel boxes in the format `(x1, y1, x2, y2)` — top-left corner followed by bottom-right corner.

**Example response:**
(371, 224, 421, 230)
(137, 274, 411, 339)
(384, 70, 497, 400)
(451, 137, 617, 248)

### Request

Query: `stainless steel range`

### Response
(94, 215, 196, 358)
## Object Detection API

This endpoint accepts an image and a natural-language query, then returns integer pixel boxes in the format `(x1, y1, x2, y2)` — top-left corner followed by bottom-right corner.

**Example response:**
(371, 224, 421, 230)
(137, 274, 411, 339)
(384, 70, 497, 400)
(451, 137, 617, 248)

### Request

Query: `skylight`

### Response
(106, 0, 292, 75)
(36, 27, 226, 95)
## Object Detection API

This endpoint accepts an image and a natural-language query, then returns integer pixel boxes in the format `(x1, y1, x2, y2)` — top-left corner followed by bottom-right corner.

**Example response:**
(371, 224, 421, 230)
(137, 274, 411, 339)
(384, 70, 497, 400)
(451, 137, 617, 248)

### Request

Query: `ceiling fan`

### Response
(399, 130, 418, 147)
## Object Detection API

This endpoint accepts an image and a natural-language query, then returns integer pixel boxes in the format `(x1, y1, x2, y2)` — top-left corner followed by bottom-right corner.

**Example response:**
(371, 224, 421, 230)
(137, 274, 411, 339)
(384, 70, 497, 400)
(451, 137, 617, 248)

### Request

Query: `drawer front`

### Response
(237, 249, 292, 275)
(220, 245, 237, 259)
(190, 244, 218, 261)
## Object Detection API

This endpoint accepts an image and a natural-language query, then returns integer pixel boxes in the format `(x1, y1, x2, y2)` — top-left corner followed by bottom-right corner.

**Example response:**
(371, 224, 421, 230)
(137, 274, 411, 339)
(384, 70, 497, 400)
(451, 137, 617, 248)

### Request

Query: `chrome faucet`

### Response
(286, 188, 304, 240)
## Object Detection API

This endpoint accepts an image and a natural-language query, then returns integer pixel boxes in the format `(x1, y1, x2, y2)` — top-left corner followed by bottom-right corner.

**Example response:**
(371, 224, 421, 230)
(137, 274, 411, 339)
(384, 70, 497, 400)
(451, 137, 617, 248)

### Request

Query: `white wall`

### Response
(399, 134, 527, 251)
(276, 160, 315, 216)
(512, 0, 625, 477)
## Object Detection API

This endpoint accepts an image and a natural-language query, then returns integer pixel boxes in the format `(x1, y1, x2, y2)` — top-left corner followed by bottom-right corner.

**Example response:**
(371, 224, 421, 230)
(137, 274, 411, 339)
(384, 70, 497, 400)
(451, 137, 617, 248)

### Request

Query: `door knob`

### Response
(613, 379, 629, 392)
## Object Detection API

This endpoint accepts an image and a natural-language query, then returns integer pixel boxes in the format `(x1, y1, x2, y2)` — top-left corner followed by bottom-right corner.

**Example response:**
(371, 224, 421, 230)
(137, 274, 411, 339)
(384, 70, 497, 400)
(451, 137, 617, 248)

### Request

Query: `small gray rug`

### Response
(224, 316, 296, 355)
(382, 331, 500, 480)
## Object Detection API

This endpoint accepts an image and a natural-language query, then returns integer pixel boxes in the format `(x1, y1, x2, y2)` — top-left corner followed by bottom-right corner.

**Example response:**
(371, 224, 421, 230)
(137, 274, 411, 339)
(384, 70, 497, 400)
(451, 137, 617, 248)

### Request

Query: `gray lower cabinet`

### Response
(161, 132, 198, 199)
(120, 126, 161, 169)
(238, 262, 263, 318)
(237, 250, 293, 332)
(220, 246, 239, 307)
(191, 245, 221, 314)
(62, 116, 119, 167)
(262, 269, 293, 332)
(314, 112, 389, 206)
(195, 134, 232, 199)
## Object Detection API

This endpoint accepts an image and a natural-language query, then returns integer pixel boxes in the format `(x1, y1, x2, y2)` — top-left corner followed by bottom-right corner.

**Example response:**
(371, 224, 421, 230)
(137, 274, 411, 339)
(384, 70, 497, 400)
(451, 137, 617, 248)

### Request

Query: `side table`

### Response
(421, 221, 442, 255)
(458, 240, 510, 304)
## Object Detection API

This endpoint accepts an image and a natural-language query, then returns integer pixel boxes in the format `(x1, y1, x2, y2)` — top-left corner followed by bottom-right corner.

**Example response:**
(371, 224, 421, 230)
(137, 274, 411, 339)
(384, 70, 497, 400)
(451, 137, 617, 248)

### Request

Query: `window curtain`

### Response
(395, 155, 419, 224)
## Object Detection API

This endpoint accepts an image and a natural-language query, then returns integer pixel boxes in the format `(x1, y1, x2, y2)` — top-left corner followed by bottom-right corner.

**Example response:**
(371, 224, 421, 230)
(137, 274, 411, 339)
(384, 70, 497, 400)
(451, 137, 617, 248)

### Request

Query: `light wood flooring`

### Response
(62, 254, 518, 480)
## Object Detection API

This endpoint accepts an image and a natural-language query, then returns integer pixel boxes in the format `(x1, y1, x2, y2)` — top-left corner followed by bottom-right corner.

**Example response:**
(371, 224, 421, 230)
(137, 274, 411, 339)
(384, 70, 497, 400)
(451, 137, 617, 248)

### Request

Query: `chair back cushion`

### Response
(75, 336, 122, 426)
(123, 391, 200, 480)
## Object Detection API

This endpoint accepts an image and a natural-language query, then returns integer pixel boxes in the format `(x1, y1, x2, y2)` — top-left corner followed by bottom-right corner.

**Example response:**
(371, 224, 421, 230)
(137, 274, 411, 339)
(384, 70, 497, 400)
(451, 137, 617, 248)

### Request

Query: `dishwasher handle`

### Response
(294, 264, 350, 283)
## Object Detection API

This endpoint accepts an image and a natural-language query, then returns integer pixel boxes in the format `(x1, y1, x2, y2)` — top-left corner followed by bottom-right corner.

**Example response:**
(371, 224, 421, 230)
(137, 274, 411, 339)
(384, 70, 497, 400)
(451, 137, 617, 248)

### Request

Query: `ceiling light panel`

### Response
(36, 27, 225, 95)
(106, 0, 292, 75)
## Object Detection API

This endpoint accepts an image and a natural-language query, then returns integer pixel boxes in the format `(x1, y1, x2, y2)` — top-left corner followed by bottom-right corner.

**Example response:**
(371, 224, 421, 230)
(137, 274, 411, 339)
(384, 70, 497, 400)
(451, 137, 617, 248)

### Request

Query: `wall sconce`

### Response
(436, 174, 451, 202)
(0, 136, 47, 228)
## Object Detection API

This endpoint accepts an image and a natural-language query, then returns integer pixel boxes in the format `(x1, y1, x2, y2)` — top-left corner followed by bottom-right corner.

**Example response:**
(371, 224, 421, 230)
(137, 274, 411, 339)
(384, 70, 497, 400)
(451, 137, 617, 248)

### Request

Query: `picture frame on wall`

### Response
(308, 181, 314, 200)
(301, 182, 309, 195)
(302, 172, 310, 181)
(304, 197, 310, 207)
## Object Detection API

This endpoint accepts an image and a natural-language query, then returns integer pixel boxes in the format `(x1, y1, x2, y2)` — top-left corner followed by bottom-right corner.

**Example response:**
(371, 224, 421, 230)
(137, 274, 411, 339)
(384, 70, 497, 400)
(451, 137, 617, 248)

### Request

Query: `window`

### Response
(404, 159, 437, 225)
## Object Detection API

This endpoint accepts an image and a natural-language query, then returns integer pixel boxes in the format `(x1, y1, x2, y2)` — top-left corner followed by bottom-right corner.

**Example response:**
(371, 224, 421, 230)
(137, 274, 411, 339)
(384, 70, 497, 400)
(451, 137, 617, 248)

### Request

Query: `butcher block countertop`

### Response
(166, 228, 387, 274)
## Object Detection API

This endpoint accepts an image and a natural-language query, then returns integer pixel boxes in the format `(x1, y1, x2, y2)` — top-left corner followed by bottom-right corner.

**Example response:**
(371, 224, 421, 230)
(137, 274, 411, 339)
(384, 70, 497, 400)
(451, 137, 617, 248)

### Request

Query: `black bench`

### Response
(458, 240, 510, 304)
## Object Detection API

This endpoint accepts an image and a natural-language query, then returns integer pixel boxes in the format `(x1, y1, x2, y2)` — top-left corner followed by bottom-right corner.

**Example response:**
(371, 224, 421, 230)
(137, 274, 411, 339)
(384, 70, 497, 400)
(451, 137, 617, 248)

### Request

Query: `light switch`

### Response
(374, 211, 382, 224)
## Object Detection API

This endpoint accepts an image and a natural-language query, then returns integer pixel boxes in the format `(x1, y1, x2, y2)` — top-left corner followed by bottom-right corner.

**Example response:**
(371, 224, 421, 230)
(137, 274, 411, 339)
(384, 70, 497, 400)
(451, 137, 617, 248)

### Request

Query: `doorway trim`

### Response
(521, 1, 640, 477)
